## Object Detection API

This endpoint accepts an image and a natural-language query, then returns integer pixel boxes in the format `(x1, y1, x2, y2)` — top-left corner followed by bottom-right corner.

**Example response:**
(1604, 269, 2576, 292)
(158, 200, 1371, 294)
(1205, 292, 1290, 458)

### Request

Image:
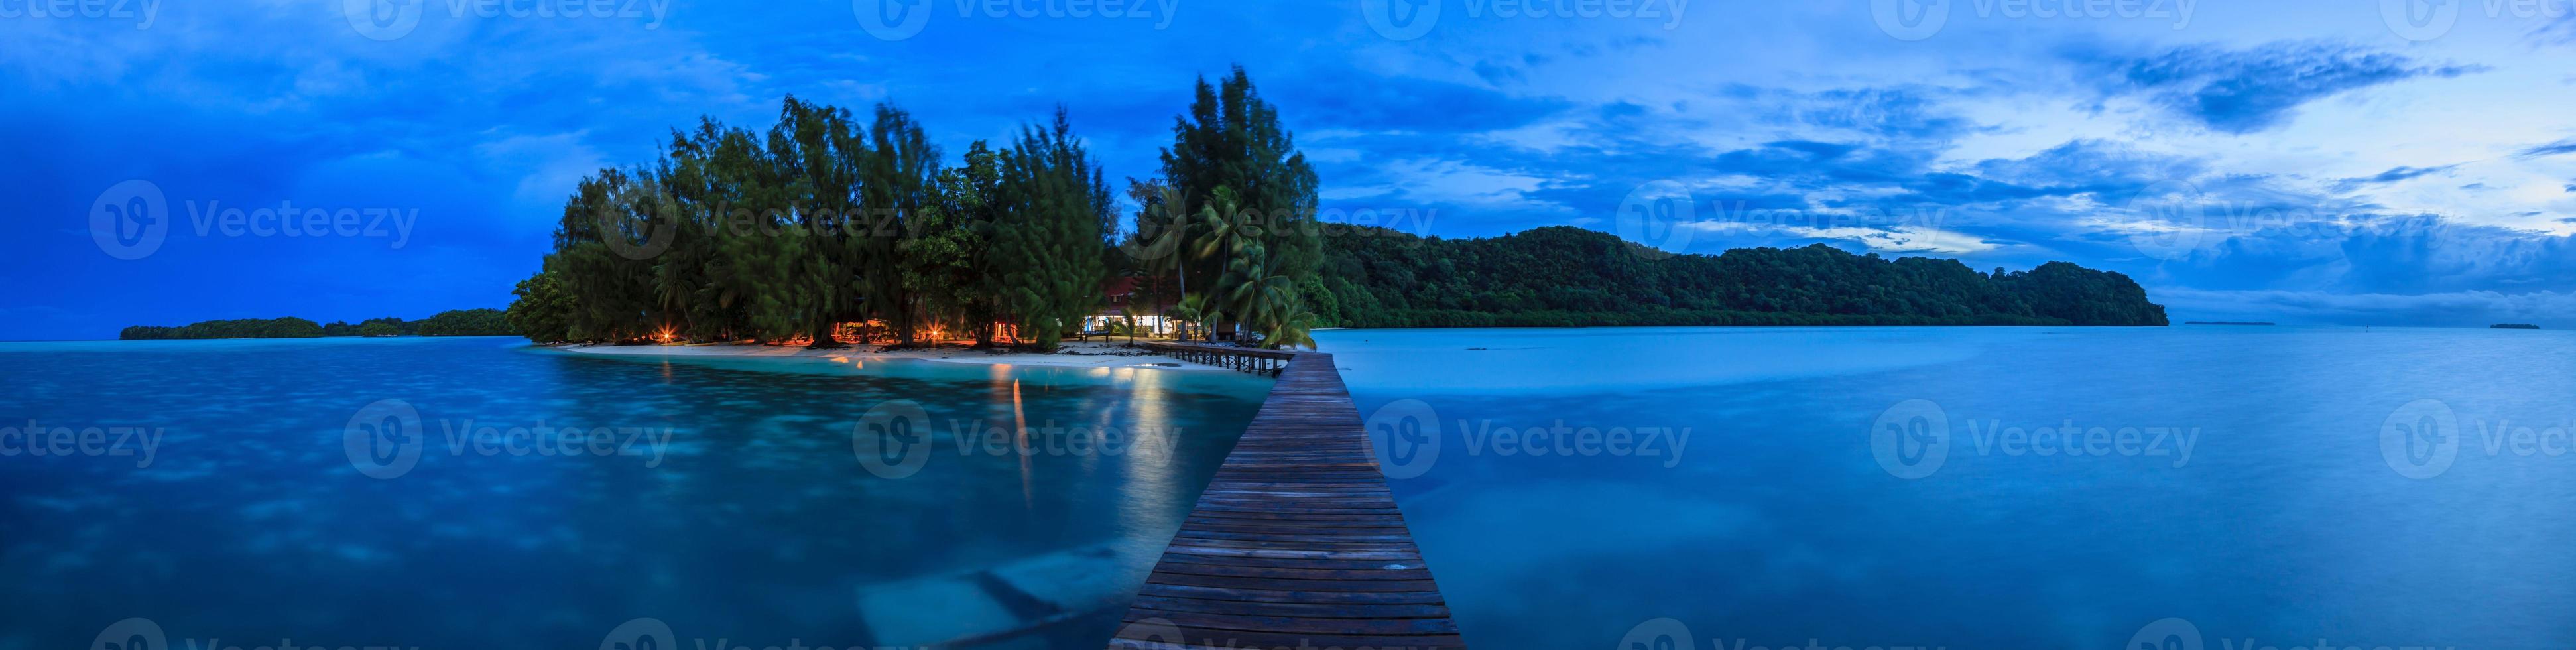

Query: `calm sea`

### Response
(1318, 326, 2576, 650)
(0, 336, 1273, 649)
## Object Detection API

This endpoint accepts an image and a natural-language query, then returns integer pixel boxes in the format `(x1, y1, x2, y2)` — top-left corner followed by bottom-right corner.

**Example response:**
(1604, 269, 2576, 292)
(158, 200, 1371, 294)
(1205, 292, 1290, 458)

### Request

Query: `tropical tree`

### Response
(1160, 66, 1320, 312)
(987, 109, 1111, 350)
(506, 269, 576, 342)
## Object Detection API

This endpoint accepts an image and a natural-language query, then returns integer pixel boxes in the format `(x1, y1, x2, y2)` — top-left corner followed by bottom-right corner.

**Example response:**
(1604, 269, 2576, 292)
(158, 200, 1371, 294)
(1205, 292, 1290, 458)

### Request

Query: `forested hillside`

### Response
(120, 309, 516, 339)
(1311, 226, 2168, 327)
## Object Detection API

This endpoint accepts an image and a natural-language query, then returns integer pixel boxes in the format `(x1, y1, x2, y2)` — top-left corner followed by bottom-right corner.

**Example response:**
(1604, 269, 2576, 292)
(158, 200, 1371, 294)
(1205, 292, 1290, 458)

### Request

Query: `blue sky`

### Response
(7, 0, 2576, 339)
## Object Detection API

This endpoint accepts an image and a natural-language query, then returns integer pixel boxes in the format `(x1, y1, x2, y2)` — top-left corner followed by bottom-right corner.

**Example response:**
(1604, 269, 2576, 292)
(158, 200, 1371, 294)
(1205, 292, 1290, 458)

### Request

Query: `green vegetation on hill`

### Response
(120, 309, 515, 340)
(510, 67, 1327, 350)
(415, 309, 513, 336)
(120, 318, 325, 340)
(1309, 226, 2169, 328)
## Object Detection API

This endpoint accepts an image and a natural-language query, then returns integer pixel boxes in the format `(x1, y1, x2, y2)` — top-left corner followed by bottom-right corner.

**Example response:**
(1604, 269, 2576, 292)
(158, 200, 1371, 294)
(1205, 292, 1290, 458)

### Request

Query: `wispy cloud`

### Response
(2079, 41, 2481, 134)
(2331, 164, 2461, 192)
(2518, 137, 2576, 159)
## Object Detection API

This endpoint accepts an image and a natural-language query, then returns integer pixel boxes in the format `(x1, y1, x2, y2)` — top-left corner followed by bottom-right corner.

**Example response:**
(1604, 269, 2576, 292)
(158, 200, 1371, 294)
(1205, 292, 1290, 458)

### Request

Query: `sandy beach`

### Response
(555, 338, 1237, 371)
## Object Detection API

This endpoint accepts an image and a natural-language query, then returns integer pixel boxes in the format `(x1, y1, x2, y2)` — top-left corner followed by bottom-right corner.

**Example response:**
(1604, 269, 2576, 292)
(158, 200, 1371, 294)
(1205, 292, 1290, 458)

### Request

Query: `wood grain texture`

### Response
(1111, 352, 1465, 649)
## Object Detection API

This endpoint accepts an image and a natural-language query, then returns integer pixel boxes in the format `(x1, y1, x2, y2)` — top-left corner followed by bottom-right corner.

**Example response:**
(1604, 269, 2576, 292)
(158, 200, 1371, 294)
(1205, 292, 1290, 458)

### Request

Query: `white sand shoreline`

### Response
(552, 339, 1238, 371)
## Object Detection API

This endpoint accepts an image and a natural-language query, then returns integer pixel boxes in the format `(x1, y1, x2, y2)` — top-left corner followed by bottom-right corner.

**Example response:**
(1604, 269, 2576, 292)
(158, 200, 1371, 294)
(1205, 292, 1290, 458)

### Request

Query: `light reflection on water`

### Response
(0, 336, 1272, 649)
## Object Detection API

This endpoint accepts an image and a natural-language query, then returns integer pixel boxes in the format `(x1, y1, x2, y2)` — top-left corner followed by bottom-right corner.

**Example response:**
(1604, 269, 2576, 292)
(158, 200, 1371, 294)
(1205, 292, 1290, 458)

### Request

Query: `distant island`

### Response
(1315, 226, 2170, 328)
(2185, 321, 2276, 326)
(120, 309, 514, 340)
(2492, 323, 2540, 329)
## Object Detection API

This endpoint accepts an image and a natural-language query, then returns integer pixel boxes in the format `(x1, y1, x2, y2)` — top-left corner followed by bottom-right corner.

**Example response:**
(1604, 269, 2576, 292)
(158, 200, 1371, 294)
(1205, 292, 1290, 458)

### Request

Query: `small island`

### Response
(120, 309, 514, 339)
(2492, 323, 2541, 329)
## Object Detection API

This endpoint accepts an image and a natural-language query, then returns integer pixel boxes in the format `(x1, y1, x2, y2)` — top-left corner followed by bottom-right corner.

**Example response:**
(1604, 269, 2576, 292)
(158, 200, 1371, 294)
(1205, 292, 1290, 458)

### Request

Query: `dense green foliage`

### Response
(1117, 66, 1327, 348)
(123, 310, 515, 340)
(513, 96, 1117, 350)
(121, 318, 325, 340)
(506, 270, 578, 342)
(416, 309, 514, 336)
(517, 68, 1325, 349)
(320, 318, 412, 336)
(1312, 226, 2168, 327)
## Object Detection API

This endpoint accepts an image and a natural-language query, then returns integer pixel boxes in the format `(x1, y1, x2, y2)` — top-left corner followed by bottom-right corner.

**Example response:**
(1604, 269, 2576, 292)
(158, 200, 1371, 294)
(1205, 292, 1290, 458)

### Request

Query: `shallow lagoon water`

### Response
(1319, 326, 2576, 649)
(0, 336, 1272, 649)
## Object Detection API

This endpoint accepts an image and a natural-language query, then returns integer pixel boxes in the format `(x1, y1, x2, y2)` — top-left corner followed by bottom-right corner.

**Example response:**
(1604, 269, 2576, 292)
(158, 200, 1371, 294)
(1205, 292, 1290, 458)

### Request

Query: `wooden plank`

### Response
(1111, 352, 1467, 649)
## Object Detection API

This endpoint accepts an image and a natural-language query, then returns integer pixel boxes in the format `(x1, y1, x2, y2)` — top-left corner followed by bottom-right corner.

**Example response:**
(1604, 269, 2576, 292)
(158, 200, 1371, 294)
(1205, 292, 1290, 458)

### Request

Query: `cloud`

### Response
(2331, 164, 2461, 192)
(2517, 137, 2576, 159)
(2080, 41, 2479, 134)
(1686, 221, 1998, 255)
(1273, 68, 1570, 135)
(1343, 157, 1569, 214)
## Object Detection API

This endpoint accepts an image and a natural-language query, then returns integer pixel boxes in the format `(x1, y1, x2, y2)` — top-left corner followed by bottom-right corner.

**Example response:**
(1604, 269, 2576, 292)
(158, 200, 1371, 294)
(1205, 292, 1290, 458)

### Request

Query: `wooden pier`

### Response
(1145, 341, 1297, 376)
(1109, 351, 1466, 649)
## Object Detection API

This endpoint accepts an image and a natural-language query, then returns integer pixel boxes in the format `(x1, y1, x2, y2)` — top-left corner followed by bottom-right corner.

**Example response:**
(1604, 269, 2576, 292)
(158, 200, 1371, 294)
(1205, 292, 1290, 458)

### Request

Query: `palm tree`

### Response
(1169, 294, 1210, 343)
(1192, 187, 1259, 338)
(1120, 303, 1141, 344)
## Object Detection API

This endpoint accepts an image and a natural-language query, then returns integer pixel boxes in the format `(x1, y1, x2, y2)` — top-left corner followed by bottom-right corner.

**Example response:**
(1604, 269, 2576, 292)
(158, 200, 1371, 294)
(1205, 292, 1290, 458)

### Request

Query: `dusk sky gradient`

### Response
(9, 0, 2576, 339)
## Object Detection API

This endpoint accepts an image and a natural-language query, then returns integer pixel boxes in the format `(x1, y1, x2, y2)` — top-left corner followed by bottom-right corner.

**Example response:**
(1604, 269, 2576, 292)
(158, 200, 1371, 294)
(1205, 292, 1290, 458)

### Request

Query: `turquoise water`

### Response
(1319, 326, 2576, 650)
(0, 337, 1273, 649)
